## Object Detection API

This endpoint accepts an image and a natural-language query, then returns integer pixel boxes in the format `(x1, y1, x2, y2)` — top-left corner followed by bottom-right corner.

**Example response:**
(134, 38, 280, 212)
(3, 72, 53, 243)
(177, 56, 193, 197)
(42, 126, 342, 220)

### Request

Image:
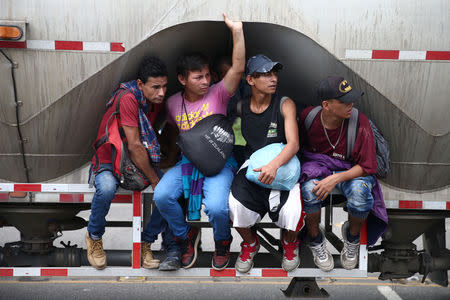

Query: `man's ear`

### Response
(137, 79, 144, 91)
(321, 100, 329, 109)
(246, 75, 254, 86)
(178, 74, 186, 86)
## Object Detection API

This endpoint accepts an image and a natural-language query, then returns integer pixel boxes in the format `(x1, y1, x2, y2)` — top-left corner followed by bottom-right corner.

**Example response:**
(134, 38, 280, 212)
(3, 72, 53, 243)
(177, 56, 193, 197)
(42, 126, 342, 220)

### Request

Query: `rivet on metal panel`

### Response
(22, 137, 29, 143)
(12, 62, 18, 68)
(16, 101, 23, 107)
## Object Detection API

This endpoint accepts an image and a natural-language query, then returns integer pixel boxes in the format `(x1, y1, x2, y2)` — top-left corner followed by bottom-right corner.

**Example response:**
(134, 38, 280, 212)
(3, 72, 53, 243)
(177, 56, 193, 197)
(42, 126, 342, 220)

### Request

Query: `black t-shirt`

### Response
(240, 95, 286, 160)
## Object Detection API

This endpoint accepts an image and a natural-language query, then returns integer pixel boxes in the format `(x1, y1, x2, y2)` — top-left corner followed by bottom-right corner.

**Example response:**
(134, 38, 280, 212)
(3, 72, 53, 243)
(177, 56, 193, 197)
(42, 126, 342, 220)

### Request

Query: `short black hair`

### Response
(138, 56, 168, 83)
(176, 52, 209, 78)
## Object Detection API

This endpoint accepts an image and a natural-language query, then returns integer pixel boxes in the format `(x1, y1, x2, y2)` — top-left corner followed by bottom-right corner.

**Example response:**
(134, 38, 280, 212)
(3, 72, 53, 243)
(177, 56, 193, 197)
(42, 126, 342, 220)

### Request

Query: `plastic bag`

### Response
(246, 143, 300, 191)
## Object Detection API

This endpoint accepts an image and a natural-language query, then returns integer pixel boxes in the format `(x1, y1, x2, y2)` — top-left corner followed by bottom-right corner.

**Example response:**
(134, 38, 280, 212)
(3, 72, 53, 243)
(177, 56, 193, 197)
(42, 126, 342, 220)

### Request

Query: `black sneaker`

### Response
(212, 238, 232, 270)
(159, 251, 181, 271)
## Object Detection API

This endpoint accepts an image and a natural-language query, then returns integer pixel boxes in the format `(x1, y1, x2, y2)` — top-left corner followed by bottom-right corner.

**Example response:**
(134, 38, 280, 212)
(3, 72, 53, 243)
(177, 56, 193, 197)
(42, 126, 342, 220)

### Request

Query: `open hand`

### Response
(253, 163, 278, 185)
(311, 175, 338, 201)
(223, 13, 243, 31)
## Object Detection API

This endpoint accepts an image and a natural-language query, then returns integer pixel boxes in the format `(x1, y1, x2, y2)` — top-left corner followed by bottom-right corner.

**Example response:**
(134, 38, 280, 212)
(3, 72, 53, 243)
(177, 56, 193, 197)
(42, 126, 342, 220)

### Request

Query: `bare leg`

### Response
(348, 214, 365, 236)
(283, 230, 298, 242)
(305, 211, 321, 238)
(236, 227, 256, 244)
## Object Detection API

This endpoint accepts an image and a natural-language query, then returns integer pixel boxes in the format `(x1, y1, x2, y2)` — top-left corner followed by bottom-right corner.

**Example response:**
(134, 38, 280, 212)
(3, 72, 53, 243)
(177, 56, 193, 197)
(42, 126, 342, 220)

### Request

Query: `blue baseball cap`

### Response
(246, 54, 283, 76)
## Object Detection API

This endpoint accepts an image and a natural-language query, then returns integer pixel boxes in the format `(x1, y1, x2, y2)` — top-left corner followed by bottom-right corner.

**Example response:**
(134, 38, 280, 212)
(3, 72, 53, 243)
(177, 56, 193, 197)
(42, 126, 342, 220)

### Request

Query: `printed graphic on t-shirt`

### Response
(175, 102, 213, 130)
(267, 122, 278, 138)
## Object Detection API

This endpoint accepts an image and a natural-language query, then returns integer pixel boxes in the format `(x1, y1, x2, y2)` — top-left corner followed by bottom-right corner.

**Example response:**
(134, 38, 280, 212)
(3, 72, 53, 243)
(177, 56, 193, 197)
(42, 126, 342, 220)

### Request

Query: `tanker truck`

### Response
(1, 0, 449, 292)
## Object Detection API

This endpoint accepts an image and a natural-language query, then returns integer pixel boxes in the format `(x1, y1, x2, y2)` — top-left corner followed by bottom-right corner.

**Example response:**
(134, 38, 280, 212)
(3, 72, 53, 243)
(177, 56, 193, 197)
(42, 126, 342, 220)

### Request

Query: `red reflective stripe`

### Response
(59, 194, 84, 203)
(112, 194, 132, 203)
(262, 269, 287, 277)
(55, 40, 83, 50)
(0, 41, 27, 48)
(210, 269, 236, 277)
(0, 269, 13, 276)
(0, 193, 8, 201)
(41, 269, 68, 276)
(372, 50, 399, 59)
(360, 221, 367, 245)
(132, 243, 141, 269)
(426, 51, 450, 60)
(399, 200, 422, 209)
(110, 42, 125, 52)
(14, 184, 41, 192)
(133, 191, 141, 217)
(446, 202, 450, 210)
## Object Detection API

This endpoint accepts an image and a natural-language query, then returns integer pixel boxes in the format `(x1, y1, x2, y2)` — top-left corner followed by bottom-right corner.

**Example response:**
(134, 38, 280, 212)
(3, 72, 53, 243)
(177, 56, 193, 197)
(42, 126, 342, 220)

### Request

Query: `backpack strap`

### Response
(92, 89, 128, 172)
(236, 99, 243, 117)
(346, 107, 360, 160)
(304, 106, 322, 132)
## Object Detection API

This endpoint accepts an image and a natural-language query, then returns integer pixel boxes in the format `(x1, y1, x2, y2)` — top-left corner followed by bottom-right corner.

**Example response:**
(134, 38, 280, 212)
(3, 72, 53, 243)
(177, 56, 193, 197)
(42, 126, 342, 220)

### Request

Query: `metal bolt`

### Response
(12, 62, 18, 69)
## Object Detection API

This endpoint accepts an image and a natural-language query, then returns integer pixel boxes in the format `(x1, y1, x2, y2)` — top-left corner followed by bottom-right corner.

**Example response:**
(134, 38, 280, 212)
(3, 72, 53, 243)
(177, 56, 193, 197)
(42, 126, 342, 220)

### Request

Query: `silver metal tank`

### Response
(1, 0, 449, 192)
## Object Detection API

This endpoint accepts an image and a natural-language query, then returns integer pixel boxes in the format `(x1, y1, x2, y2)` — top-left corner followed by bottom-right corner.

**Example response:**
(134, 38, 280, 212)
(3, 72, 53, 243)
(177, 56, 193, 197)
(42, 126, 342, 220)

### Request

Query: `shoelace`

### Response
(90, 240, 104, 256)
(283, 240, 299, 260)
(344, 240, 359, 259)
(239, 242, 257, 262)
(311, 242, 328, 261)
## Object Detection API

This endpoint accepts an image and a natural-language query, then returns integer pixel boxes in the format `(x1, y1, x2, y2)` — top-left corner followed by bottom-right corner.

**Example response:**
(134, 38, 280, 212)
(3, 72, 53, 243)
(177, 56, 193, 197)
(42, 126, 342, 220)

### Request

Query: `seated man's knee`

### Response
(345, 180, 374, 218)
(94, 174, 117, 200)
(205, 199, 229, 218)
(301, 179, 321, 213)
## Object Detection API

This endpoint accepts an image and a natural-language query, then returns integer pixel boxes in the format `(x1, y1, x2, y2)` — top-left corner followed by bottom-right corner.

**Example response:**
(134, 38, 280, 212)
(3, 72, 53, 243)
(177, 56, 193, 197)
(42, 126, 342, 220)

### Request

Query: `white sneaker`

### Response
(309, 234, 334, 272)
(281, 238, 300, 272)
(235, 238, 260, 273)
(340, 221, 360, 270)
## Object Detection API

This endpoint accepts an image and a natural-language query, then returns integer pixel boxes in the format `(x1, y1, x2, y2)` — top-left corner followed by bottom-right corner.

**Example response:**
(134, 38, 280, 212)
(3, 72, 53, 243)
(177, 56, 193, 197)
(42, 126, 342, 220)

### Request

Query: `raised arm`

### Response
(222, 13, 245, 95)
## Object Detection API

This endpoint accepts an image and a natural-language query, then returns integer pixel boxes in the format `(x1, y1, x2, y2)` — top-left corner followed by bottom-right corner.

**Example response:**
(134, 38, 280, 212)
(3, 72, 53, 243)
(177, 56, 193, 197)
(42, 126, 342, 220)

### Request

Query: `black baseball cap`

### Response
(317, 76, 364, 103)
(246, 54, 283, 76)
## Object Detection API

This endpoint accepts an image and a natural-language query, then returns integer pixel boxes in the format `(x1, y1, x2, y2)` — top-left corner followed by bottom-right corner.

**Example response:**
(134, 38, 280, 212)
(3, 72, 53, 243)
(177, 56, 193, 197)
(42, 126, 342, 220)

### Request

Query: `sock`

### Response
(309, 232, 323, 245)
(346, 229, 360, 243)
(89, 232, 101, 241)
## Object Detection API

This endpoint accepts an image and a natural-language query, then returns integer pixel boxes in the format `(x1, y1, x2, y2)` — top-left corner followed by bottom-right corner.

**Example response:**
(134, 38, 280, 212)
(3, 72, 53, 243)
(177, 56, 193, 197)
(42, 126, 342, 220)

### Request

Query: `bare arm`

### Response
(122, 125, 160, 189)
(254, 98, 300, 185)
(159, 122, 180, 169)
(312, 164, 367, 201)
(222, 13, 245, 95)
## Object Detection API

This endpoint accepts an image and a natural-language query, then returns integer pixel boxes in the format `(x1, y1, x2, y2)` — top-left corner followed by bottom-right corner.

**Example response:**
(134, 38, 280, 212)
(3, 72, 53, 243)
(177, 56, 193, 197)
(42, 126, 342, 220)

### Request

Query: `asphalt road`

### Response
(0, 276, 449, 300)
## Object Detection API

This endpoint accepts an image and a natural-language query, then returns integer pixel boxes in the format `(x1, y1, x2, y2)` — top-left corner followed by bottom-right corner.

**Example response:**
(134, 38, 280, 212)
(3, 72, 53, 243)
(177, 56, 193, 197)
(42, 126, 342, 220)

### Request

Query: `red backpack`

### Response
(92, 90, 150, 190)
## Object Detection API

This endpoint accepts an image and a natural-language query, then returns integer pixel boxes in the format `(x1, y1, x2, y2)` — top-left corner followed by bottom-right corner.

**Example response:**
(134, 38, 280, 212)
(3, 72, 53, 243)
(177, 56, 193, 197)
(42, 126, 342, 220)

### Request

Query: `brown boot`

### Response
(141, 242, 160, 269)
(85, 232, 107, 270)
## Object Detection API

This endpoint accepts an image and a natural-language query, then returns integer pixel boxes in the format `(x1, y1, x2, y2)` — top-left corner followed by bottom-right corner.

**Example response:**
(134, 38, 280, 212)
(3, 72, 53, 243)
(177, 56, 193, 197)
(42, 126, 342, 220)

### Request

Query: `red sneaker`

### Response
(235, 237, 260, 273)
(178, 226, 201, 269)
(212, 238, 232, 270)
(282, 238, 300, 272)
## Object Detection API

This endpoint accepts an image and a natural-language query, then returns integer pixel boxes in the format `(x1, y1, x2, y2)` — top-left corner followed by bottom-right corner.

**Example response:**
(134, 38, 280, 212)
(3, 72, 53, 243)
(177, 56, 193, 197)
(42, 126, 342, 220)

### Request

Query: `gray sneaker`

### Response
(340, 221, 360, 270)
(308, 235, 334, 272)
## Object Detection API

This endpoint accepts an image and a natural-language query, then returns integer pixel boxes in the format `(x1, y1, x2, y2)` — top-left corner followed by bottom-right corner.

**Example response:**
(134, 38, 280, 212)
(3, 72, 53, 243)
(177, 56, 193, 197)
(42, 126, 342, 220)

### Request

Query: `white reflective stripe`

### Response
(68, 184, 95, 193)
(377, 286, 403, 300)
(41, 184, 69, 192)
(359, 246, 368, 271)
(422, 201, 446, 210)
(27, 40, 55, 50)
(0, 183, 14, 192)
(13, 268, 41, 276)
(83, 42, 110, 51)
(398, 51, 426, 60)
(345, 49, 372, 59)
(289, 268, 367, 277)
(132, 217, 141, 243)
(236, 268, 262, 277)
(385, 200, 399, 209)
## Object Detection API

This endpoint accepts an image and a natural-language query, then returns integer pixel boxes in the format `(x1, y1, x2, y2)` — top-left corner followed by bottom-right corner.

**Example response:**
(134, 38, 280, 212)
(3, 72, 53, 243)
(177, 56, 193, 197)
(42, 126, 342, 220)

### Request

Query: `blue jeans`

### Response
(87, 164, 177, 250)
(153, 162, 234, 241)
(301, 173, 375, 219)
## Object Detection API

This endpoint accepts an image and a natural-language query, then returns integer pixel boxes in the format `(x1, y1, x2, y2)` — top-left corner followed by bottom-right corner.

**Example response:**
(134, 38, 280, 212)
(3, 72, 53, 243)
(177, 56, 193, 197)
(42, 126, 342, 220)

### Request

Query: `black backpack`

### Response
(304, 106, 391, 178)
